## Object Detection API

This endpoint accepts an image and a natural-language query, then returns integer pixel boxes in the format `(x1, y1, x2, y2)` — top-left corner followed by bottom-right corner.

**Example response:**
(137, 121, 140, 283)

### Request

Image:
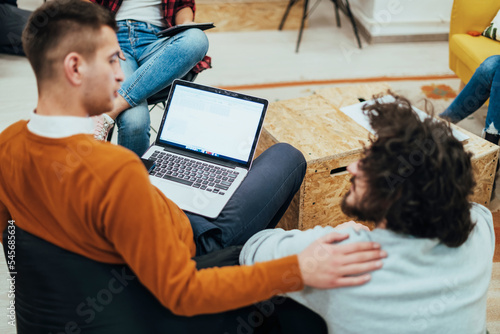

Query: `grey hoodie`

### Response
(240, 203, 494, 334)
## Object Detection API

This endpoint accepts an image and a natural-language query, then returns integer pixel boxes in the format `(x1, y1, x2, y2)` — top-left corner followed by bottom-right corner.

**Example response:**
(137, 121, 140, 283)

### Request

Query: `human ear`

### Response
(63, 52, 84, 86)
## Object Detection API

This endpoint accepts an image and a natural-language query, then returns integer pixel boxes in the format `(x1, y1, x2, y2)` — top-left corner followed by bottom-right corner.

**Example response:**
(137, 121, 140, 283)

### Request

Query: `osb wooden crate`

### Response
(455, 126, 499, 207)
(196, 0, 306, 32)
(256, 83, 500, 231)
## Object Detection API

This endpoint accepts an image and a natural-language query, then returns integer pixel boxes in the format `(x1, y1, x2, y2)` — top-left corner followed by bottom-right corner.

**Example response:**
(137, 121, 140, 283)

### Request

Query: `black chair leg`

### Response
(284, 0, 361, 52)
(279, 0, 300, 30)
(106, 125, 114, 142)
(148, 105, 159, 135)
(332, 0, 341, 27)
(344, 0, 362, 48)
(295, 0, 309, 52)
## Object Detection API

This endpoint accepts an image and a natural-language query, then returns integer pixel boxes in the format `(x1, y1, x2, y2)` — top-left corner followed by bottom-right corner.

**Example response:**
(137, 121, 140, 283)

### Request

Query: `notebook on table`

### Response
(142, 79, 268, 218)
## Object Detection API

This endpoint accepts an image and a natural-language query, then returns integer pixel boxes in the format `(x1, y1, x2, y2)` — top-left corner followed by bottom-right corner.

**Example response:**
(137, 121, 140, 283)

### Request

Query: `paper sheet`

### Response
(339, 96, 470, 142)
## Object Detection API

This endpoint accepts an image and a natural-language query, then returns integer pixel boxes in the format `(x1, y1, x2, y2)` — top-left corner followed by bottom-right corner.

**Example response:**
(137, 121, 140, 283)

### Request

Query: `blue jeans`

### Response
(116, 20, 209, 156)
(440, 55, 500, 135)
(186, 143, 307, 256)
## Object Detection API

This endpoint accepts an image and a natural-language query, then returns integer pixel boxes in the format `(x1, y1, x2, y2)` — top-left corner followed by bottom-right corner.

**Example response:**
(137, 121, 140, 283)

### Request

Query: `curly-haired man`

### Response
(241, 94, 495, 334)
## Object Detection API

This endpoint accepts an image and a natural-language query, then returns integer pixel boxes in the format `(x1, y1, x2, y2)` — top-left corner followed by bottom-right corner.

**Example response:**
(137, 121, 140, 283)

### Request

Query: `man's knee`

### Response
(267, 143, 307, 173)
(271, 143, 305, 161)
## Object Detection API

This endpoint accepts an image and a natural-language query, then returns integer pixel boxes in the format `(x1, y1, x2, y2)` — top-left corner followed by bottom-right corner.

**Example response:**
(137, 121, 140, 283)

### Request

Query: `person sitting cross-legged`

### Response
(91, 0, 211, 156)
(241, 94, 495, 334)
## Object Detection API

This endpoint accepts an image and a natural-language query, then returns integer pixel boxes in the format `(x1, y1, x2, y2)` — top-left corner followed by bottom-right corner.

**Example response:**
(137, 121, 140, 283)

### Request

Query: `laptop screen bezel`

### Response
(154, 79, 268, 169)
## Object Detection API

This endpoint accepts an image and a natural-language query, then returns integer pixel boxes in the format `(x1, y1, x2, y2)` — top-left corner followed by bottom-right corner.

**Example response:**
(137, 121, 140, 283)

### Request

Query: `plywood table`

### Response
(256, 83, 500, 230)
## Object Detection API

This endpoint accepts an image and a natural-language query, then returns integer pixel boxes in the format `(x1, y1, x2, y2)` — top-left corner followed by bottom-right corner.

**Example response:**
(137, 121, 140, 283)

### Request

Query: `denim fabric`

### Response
(186, 143, 307, 256)
(440, 55, 500, 135)
(115, 20, 209, 156)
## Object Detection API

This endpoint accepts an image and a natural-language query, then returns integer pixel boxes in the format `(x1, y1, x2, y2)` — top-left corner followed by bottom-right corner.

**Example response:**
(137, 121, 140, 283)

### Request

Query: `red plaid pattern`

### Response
(90, 0, 195, 27)
(192, 56, 212, 74)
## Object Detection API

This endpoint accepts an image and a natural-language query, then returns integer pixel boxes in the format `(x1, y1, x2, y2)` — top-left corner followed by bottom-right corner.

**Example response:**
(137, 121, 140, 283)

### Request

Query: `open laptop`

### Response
(142, 79, 268, 218)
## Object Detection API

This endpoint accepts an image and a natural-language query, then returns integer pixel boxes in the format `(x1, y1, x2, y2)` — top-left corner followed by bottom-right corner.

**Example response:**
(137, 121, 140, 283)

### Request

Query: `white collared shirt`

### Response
(27, 111, 94, 139)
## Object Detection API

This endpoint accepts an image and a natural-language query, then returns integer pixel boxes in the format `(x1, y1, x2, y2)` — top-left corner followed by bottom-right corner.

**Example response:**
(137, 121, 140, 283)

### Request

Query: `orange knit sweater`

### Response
(0, 121, 303, 316)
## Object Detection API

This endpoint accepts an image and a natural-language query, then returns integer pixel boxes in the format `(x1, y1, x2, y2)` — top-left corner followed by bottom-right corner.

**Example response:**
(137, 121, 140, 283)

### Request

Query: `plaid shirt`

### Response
(91, 0, 211, 73)
(90, 0, 195, 27)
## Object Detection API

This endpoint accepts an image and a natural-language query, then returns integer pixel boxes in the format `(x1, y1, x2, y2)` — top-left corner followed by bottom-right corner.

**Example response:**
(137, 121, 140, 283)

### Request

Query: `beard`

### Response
(340, 190, 373, 222)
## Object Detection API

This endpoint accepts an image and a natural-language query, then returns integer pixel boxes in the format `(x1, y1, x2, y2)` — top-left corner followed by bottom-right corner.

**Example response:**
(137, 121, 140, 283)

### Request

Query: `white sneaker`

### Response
(92, 114, 114, 141)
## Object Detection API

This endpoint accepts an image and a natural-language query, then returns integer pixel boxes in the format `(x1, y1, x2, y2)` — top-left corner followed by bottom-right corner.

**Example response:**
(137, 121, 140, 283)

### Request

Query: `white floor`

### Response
(0, 0, 494, 333)
(196, 27, 452, 87)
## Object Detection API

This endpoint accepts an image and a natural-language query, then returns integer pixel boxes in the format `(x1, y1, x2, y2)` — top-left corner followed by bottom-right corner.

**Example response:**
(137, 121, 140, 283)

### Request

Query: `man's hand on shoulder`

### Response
(297, 232, 386, 289)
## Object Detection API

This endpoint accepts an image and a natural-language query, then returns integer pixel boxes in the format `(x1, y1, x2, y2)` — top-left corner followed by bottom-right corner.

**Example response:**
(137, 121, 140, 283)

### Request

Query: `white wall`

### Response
(350, 0, 453, 41)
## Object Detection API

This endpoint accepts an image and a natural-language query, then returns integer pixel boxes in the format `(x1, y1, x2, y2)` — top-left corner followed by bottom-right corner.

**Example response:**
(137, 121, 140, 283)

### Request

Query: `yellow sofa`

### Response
(449, 0, 500, 85)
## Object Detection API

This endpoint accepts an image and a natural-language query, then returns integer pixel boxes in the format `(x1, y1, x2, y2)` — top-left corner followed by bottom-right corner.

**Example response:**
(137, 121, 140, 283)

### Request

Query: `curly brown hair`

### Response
(349, 94, 476, 247)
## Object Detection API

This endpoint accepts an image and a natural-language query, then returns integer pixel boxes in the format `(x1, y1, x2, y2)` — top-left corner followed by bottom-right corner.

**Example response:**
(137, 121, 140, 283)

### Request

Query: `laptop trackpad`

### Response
(150, 176, 227, 218)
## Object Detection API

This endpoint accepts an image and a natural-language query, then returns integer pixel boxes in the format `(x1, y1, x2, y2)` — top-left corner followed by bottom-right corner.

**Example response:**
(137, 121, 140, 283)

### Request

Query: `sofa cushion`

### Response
(482, 9, 500, 40)
(450, 34, 500, 70)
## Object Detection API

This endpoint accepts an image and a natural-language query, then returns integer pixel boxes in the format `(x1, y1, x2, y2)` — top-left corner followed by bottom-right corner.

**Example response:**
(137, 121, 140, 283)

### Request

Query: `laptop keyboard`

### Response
(148, 151, 239, 195)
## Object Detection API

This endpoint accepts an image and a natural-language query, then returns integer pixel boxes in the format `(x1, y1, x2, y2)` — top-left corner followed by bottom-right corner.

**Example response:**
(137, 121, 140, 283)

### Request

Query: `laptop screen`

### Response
(157, 81, 267, 167)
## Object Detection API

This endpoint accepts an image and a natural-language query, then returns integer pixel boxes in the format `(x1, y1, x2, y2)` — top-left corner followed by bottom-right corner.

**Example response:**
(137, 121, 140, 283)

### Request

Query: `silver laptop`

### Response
(142, 79, 268, 218)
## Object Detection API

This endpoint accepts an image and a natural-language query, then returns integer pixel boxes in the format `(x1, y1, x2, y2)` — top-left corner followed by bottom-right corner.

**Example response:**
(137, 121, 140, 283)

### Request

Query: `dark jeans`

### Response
(0, 3, 31, 56)
(187, 143, 307, 255)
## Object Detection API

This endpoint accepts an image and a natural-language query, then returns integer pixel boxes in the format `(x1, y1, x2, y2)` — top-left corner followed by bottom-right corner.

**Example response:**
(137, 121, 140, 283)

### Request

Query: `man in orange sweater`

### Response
(0, 0, 385, 332)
